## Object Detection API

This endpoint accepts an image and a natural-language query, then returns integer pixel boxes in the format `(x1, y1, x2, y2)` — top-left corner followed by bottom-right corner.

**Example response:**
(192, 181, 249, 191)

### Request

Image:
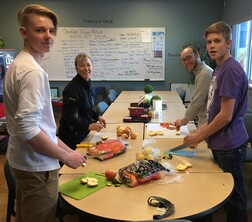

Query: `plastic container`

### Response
(128, 107, 145, 117)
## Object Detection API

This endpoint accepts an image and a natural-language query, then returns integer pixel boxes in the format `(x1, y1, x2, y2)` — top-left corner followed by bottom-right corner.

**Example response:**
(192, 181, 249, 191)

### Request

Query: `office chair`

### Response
(4, 160, 16, 222)
(97, 101, 109, 115)
(243, 111, 252, 162)
(92, 86, 107, 105)
(176, 87, 186, 104)
(57, 193, 85, 222)
(107, 92, 117, 104)
(108, 89, 118, 97)
(0, 135, 9, 154)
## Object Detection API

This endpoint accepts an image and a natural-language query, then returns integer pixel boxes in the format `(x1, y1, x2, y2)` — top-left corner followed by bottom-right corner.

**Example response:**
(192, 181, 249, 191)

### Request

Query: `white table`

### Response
(114, 90, 182, 103)
(58, 94, 233, 222)
(102, 102, 186, 124)
(59, 172, 233, 221)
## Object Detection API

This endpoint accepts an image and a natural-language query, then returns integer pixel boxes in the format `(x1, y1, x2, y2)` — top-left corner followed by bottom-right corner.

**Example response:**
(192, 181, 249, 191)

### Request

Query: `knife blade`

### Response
(169, 143, 189, 153)
(84, 151, 112, 159)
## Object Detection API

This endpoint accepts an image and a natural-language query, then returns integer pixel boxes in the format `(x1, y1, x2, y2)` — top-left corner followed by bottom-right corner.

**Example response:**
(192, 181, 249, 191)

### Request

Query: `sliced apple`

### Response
(157, 130, 164, 135)
(176, 162, 192, 171)
(87, 177, 99, 187)
(185, 162, 192, 168)
(101, 135, 108, 141)
(176, 164, 187, 171)
(80, 178, 88, 184)
(80, 177, 99, 187)
(175, 131, 181, 135)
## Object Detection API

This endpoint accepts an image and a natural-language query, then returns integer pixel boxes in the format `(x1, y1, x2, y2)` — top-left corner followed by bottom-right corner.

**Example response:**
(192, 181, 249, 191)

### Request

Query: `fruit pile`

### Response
(116, 125, 137, 139)
(136, 147, 161, 161)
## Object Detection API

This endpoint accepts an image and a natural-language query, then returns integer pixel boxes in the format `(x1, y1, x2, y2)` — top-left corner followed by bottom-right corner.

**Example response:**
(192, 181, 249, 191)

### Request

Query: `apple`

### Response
(105, 169, 117, 181)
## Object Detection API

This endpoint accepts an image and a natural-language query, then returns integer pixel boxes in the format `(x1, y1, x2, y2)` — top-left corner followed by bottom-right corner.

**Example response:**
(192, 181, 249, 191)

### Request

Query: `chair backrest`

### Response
(0, 135, 9, 154)
(107, 92, 116, 104)
(92, 86, 107, 104)
(4, 160, 16, 221)
(176, 87, 186, 103)
(243, 112, 252, 162)
(97, 101, 109, 115)
(108, 89, 118, 97)
(4, 161, 15, 192)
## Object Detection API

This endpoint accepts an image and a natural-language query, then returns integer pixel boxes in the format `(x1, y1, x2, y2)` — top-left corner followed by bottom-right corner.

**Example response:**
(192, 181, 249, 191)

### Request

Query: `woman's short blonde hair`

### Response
(17, 4, 59, 32)
(74, 53, 92, 69)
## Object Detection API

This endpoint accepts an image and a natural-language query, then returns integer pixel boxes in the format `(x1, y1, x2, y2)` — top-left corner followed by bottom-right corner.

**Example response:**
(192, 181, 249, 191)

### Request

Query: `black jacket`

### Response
(58, 74, 99, 149)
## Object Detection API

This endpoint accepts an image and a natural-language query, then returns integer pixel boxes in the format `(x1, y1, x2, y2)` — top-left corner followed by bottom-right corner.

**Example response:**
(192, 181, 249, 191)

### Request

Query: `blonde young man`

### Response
(184, 21, 248, 222)
(3, 4, 85, 222)
(175, 46, 213, 128)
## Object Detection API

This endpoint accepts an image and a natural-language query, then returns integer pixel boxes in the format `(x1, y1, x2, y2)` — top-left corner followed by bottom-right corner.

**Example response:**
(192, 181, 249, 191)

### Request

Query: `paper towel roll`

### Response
(153, 100, 162, 112)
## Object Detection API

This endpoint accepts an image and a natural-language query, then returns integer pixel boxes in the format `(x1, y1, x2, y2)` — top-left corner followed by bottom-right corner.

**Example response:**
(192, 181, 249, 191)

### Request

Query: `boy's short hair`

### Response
(204, 21, 232, 42)
(17, 4, 58, 32)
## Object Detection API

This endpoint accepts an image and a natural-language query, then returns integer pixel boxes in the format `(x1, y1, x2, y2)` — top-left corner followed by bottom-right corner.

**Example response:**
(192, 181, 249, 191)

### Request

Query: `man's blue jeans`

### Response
(212, 143, 247, 222)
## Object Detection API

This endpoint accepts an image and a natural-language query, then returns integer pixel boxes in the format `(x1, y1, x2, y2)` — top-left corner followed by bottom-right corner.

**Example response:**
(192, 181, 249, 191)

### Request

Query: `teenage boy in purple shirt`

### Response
(184, 21, 248, 222)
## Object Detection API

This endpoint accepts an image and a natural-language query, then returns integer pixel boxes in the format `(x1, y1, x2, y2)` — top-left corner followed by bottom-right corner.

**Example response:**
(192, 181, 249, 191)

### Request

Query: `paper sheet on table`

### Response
(146, 123, 189, 138)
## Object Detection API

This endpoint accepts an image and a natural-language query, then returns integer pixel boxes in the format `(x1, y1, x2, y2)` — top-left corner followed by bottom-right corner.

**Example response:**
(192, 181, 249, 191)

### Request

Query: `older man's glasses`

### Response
(180, 53, 195, 63)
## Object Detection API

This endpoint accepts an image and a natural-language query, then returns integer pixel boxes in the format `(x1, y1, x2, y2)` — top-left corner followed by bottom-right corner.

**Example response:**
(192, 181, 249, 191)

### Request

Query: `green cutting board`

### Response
(59, 172, 108, 200)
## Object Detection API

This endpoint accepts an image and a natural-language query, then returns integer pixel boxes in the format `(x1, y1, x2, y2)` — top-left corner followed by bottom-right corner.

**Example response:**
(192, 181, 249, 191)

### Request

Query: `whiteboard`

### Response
(41, 27, 165, 81)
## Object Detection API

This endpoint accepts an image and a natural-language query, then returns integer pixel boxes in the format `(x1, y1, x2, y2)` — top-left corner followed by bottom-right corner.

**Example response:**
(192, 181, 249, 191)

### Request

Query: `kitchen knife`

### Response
(169, 143, 189, 153)
(84, 151, 112, 159)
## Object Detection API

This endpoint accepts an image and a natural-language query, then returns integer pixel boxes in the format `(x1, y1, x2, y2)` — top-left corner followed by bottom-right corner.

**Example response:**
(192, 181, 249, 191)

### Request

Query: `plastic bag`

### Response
(118, 159, 170, 187)
(136, 138, 161, 161)
(87, 139, 127, 160)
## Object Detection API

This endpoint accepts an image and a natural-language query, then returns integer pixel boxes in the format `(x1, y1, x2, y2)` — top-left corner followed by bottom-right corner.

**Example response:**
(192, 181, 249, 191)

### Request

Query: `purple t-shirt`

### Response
(207, 57, 248, 150)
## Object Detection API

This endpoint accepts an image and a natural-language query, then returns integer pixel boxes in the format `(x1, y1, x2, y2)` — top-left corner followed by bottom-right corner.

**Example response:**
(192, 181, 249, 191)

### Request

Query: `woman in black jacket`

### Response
(58, 53, 106, 150)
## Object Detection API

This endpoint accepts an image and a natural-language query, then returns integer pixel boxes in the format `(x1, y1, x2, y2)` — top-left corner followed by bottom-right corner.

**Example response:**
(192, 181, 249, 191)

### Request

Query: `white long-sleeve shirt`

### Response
(3, 50, 60, 171)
